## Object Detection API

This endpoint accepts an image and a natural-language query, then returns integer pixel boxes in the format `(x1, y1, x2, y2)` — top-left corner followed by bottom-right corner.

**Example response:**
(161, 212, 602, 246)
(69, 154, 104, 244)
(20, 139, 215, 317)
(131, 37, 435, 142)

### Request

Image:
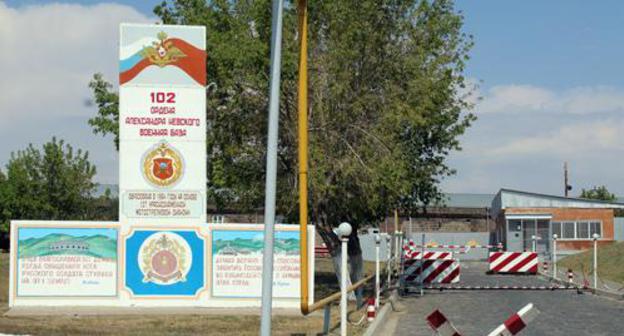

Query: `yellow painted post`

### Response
(297, 0, 310, 315)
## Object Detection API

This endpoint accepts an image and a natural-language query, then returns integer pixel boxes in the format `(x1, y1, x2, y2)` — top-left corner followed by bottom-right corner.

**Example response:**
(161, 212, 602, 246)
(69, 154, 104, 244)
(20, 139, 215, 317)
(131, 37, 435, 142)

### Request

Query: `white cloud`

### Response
(490, 119, 624, 157)
(476, 84, 624, 115)
(0, 2, 153, 122)
(0, 2, 153, 183)
(442, 83, 624, 195)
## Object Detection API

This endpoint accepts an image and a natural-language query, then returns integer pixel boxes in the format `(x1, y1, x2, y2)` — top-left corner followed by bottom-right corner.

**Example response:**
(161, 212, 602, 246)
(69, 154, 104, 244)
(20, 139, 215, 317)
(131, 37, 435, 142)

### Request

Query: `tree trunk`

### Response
(347, 229, 364, 307)
(316, 217, 363, 304)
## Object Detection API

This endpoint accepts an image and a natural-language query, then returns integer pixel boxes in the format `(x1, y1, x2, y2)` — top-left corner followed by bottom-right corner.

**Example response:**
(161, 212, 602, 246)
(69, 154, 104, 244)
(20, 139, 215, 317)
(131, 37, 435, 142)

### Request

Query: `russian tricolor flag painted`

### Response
(119, 36, 206, 86)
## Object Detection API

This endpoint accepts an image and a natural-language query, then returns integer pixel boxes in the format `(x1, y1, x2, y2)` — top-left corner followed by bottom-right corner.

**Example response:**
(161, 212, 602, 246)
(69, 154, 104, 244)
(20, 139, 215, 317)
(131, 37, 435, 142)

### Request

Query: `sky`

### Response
(1, 0, 623, 196)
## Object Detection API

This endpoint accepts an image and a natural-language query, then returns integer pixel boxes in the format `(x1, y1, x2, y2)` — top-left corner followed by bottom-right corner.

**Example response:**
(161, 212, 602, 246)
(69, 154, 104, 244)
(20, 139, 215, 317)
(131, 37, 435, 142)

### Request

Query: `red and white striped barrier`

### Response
(487, 303, 539, 336)
(404, 250, 454, 260)
(426, 309, 462, 336)
(403, 259, 460, 284)
(423, 285, 579, 291)
(315, 244, 330, 258)
(406, 240, 503, 250)
(488, 252, 538, 274)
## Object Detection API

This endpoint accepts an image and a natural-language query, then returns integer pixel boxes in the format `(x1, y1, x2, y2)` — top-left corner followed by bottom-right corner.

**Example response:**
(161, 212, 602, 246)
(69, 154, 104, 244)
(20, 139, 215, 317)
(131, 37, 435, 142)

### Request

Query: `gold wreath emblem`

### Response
(141, 234, 188, 284)
(139, 31, 187, 68)
(142, 142, 183, 187)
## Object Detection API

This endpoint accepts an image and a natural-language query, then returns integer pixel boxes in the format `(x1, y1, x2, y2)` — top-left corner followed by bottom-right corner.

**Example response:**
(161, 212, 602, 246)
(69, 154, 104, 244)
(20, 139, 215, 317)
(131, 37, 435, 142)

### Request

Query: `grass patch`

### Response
(0, 254, 381, 335)
(558, 241, 624, 284)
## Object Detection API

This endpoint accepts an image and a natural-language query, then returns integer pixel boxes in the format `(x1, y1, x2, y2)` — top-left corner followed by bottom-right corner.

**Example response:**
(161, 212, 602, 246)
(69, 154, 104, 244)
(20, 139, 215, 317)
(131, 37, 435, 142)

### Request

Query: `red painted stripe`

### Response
(528, 263, 538, 273)
(508, 253, 537, 273)
(488, 252, 503, 263)
(423, 260, 453, 284)
(504, 313, 526, 334)
(440, 265, 460, 283)
(426, 309, 447, 329)
(492, 252, 521, 271)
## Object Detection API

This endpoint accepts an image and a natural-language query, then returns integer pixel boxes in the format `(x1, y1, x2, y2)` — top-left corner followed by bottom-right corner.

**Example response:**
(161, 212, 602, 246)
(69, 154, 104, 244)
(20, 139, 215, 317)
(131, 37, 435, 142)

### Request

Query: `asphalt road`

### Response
(386, 261, 624, 336)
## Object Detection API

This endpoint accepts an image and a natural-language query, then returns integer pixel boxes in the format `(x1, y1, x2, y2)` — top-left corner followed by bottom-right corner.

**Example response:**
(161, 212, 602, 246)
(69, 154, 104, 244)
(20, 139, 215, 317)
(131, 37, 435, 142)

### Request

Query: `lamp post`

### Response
(552, 234, 558, 279)
(593, 233, 600, 289)
(337, 222, 352, 336)
(375, 234, 381, 308)
(386, 235, 391, 285)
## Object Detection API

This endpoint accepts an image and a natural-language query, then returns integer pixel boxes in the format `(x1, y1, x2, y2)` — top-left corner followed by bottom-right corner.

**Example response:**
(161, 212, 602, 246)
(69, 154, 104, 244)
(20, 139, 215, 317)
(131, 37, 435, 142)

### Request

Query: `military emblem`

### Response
(140, 31, 186, 67)
(138, 232, 192, 285)
(142, 141, 184, 187)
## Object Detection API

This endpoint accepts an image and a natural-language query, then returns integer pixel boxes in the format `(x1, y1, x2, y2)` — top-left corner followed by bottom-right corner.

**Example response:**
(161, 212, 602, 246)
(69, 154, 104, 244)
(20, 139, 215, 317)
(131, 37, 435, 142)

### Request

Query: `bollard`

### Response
(531, 235, 536, 252)
(553, 234, 558, 279)
(337, 222, 352, 336)
(366, 297, 376, 322)
(375, 234, 380, 309)
(543, 261, 549, 274)
(593, 233, 600, 289)
(568, 269, 574, 285)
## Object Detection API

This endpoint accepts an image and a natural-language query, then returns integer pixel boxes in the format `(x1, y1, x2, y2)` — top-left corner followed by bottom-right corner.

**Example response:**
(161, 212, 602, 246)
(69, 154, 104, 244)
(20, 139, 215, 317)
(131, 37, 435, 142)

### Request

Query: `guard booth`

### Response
(504, 214, 551, 254)
(491, 189, 624, 257)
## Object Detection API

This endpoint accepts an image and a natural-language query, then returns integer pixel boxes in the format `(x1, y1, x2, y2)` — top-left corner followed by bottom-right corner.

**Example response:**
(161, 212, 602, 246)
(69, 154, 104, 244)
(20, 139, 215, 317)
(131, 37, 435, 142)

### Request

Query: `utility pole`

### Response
(564, 162, 572, 197)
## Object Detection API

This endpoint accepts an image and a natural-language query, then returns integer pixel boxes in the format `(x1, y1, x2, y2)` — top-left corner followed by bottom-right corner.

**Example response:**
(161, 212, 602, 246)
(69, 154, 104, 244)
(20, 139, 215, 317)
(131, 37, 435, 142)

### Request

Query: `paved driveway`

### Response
(387, 262, 624, 336)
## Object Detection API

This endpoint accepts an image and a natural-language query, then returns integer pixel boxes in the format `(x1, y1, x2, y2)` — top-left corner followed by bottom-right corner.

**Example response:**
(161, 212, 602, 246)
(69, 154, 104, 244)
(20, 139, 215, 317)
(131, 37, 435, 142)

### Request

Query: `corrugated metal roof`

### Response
(436, 193, 494, 208)
(491, 189, 624, 218)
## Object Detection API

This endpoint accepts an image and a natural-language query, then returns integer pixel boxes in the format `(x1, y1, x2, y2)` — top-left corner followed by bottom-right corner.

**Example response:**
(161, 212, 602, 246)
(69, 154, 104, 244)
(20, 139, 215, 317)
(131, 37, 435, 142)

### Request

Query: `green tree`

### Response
(89, 0, 475, 290)
(1, 138, 97, 226)
(580, 185, 617, 202)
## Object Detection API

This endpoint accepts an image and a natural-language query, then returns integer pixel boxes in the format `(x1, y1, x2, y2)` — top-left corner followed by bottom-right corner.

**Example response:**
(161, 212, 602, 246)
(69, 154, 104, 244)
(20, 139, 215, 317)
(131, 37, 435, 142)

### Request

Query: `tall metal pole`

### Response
(296, 0, 310, 315)
(552, 234, 558, 279)
(375, 235, 380, 308)
(260, 0, 285, 334)
(340, 236, 349, 336)
(593, 234, 599, 289)
(386, 235, 391, 285)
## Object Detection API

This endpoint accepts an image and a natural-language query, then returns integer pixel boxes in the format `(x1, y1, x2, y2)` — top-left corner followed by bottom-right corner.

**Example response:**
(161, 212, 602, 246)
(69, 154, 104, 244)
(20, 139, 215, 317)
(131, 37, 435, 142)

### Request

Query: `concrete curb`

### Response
(362, 290, 398, 336)
(538, 271, 624, 301)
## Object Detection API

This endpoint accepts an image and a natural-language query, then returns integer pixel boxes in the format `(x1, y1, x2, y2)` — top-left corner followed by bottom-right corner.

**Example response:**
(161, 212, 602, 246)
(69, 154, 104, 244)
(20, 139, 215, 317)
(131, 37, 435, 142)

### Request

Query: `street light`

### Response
(337, 222, 352, 336)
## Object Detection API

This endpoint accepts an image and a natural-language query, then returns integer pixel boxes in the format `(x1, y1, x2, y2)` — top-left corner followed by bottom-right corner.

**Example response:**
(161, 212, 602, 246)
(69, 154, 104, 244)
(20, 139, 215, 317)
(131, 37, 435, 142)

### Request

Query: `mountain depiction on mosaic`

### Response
(213, 238, 299, 255)
(18, 233, 117, 259)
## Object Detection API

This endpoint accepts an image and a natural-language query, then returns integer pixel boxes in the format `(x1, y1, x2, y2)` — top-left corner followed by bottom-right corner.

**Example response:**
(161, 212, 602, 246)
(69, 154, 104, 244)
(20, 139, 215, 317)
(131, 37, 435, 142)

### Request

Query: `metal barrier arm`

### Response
(308, 273, 375, 314)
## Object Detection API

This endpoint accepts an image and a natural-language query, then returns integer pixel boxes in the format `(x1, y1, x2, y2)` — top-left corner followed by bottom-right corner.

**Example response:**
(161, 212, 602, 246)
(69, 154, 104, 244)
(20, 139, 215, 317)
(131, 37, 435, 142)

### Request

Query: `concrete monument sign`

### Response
(118, 23, 207, 225)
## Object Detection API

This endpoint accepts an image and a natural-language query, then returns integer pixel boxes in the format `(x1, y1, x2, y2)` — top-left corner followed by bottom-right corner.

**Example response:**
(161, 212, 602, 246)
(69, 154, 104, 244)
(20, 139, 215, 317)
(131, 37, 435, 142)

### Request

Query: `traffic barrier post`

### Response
(426, 309, 462, 336)
(366, 297, 376, 322)
(487, 303, 539, 336)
